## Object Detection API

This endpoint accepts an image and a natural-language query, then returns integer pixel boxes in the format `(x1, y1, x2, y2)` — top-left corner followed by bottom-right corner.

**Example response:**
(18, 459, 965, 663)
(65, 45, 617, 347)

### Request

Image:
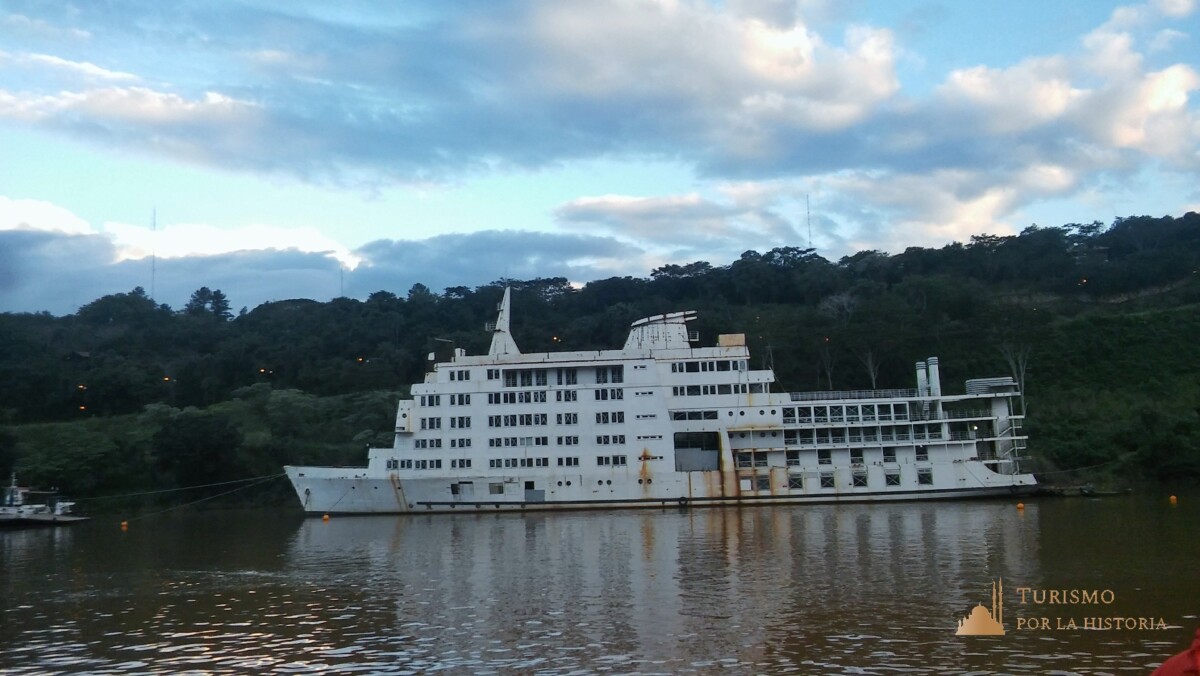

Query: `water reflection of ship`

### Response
(285, 502, 1036, 663)
(956, 578, 1005, 636)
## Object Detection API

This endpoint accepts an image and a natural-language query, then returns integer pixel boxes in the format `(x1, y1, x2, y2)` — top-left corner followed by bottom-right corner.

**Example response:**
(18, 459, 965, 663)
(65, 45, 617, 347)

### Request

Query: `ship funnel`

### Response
(916, 361, 928, 397)
(927, 357, 942, 397)
(487, 287, 522, 356)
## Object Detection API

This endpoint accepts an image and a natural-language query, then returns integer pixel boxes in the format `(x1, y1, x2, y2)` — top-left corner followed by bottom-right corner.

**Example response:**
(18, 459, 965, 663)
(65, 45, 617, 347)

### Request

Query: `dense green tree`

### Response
(152, 410, 245, 488)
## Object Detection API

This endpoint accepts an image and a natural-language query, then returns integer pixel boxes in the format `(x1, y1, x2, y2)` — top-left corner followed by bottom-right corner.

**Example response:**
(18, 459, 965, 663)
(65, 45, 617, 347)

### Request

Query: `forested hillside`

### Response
(3, 213, 1199, 503)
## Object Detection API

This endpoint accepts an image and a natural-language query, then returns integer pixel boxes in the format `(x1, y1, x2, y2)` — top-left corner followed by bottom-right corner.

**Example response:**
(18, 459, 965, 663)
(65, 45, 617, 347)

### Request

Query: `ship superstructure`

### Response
(285, 289, 1035, 514)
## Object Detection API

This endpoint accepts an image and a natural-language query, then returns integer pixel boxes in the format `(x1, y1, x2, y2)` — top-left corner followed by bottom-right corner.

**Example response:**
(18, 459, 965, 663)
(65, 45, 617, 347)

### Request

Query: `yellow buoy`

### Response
(1169, 495, 1178, 505)
(1016, 502, 1025, 510)
(322, 513, 330, 521)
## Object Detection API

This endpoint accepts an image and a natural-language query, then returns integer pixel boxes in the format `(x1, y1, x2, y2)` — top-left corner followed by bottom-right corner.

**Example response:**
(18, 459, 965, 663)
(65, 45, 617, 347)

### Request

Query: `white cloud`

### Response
(525, 0, 898, 136)
(26, 54, 138, 81)
(1152, 0, 1195, 17)
(1074, 64, 1200, 158)
(0, 196, 93, 235)
(0, 86, 259, 125)
(1149, 28, 1188, 51)
(103, 221, 362, 269)
(1, 13, 90, 40)
(938, 56, 1080, 133)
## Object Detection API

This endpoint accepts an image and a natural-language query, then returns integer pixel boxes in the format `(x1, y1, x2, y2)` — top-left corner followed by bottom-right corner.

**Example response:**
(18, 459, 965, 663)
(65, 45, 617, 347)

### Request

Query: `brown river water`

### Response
(1, 492, 1197, 674)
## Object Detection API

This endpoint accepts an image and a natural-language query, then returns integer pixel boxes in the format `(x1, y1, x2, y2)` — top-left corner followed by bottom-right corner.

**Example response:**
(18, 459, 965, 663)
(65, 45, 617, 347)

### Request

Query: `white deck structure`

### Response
(285, 289, 1036, 514)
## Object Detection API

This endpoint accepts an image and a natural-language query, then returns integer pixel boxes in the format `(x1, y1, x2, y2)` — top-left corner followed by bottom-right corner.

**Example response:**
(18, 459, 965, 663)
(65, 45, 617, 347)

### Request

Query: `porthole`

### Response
(598, 480, 603, 485)
(771, 409, 776, 415)
(606, 479, 612, 485)
(638, 479, 643, 484)
(557, 481, 563, 486)
(739, 411, 745, 416)
(566, 481, 572, 486)
(647, 478, 652, 484)
(759, 409, 765, 415)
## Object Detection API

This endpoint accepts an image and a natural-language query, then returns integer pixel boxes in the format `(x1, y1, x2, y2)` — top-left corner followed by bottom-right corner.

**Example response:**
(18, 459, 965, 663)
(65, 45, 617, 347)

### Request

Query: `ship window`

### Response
(451, 483, 460, 495)
(596, 367, 608, 384)
(716, 360, 731, 371)
(489, 483, 504, 495)
(916, 446, 929, 462)
(886, 472, 901, 486)
(883, 448, 897, 463)
(818, 449, 831, 465)
(488, 369, 500, 380)
(785, 450, 799, 466)
(755, 476, 770, 491)
(852, 472, 868, 487)
(788, 475, 803, 489)
(820, 474, 834, 488)
(685, 362, 700, 373)
(918, 469, 933, 485)
(851, 449, 864, 464)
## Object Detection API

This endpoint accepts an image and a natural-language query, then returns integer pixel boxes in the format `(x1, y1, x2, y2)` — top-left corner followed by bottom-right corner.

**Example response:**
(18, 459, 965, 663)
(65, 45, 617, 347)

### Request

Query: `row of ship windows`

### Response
(735, 447, 930, 466)
(749, 470, 934, 490)
(421, 411, 630, 430)
(420, 389, 614, 407)
(390, 455, 632, 472)
(471, 366, 625, 387)
(486, 455, 630, 468)
(458, 473, 930, 494)
(484, 435, 627, 447)
(450, 363, 749, 385)
(387, 458, 474, 470)
(783, 403, 910, 424)
(672, 384, 767, 396)
(670, 360, 748, 373)
(782, 427, 943, 444)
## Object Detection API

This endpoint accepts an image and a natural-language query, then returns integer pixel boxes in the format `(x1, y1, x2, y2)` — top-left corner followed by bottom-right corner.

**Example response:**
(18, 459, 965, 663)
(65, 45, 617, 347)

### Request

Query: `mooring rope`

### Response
(121, 473, 288, 523)
(1035, 454, 1133, 476)
(75, 472, 289, 502)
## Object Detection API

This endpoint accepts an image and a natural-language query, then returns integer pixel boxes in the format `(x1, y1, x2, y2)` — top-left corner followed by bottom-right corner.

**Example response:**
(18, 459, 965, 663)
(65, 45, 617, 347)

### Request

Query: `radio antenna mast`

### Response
(806, 194, 812, 250)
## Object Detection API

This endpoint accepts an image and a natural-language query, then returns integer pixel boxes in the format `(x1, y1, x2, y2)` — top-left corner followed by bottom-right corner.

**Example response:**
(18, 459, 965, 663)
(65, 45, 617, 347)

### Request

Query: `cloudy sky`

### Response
(1, 0, 1198, 315)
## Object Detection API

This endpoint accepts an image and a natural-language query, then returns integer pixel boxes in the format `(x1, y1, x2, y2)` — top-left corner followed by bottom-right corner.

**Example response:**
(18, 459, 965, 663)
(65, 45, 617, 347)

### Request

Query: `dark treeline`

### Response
(3, 213, 1199, 502)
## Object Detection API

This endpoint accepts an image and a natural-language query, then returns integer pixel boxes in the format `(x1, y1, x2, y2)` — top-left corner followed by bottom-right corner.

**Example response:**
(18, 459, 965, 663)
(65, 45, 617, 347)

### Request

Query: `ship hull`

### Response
(285, 465, 1037, 516)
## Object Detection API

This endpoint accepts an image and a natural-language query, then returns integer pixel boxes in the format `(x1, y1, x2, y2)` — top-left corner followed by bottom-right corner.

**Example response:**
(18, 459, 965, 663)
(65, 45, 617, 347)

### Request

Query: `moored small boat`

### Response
(1, 473, 89, 528)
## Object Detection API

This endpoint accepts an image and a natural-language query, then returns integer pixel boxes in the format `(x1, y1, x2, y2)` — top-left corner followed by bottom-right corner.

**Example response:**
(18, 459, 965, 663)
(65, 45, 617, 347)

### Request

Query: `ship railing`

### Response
(789, 388, 918, 402)
(910, 408, 992, 421)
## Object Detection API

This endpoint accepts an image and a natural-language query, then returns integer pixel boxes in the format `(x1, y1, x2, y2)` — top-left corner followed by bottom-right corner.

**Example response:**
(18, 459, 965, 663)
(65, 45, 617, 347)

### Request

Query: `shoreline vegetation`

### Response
(3, 214, 1199, 509)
